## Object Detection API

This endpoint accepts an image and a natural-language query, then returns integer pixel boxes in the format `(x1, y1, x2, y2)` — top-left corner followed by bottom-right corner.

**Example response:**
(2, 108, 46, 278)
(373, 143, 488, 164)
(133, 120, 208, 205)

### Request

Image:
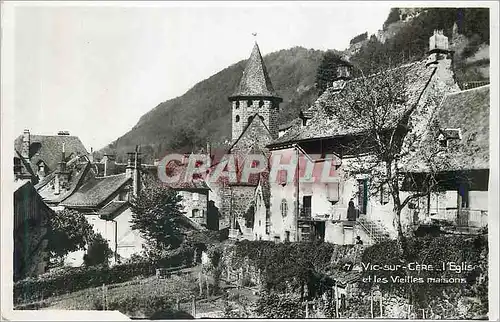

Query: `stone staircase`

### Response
(357, 216, 392, 244)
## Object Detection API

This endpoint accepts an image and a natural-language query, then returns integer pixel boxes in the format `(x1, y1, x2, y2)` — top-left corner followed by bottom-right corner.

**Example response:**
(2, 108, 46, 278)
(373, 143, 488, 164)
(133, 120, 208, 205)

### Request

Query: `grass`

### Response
(36, 269, 203, 317)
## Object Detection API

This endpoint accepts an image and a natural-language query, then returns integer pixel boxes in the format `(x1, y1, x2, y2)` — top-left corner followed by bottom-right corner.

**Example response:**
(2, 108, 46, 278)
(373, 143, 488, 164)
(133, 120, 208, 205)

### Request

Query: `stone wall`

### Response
(231, 99, 280, 141)
(178, 190, 209, 226)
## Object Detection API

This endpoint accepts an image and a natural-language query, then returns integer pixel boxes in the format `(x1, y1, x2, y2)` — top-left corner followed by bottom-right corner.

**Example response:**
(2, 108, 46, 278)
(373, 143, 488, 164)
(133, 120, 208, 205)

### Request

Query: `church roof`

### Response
(229, 43, 282, 101)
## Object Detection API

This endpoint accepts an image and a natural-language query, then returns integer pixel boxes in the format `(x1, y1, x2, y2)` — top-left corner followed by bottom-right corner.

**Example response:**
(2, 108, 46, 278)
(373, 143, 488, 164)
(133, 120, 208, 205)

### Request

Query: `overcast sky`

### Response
(8, 2, 392, 150)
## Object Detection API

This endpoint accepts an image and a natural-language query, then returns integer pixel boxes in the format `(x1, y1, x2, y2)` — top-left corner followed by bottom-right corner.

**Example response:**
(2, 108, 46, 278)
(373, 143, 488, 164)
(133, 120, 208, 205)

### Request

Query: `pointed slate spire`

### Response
(230, 42, 282, 101)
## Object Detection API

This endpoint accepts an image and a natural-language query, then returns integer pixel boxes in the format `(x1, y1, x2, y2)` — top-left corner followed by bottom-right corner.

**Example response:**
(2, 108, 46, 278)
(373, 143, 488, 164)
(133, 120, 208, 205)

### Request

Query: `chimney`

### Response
(426, 30, 458, 91)
(331, 59, 353, 92)
(21, 129, 30, 161)
(426, 29, 453, 66)
(206, 142, 212, 168)
(103, 154, 116, 176)
(88, 147, 94, 163)
(54, 143, 70, 195)
(127, 146, 142, 198)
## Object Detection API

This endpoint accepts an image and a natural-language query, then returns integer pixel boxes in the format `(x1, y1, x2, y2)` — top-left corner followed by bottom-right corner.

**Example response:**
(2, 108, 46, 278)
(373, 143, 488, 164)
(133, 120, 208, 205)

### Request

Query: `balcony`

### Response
(429, 208, 487, 228)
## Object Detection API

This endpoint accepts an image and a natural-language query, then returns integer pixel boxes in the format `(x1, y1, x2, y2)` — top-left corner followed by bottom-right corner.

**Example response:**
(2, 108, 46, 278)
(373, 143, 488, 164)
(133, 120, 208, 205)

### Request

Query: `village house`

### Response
(264, 30, 489, 244)
(14, 131, 213, 266)
(13, 180, 54, 280)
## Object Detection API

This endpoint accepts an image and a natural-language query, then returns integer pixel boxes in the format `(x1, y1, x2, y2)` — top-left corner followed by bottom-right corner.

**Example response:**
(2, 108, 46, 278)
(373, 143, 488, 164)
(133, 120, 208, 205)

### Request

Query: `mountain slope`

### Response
(101, 46, 324, 162)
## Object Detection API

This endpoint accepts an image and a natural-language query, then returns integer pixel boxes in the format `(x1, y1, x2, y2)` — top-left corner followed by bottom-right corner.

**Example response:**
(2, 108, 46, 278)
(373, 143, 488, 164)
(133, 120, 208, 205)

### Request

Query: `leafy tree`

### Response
(383, 8, 401, 30)
(350, 32, 368, 45)
(315, 51, 346, 96)
(47, 209, 94, 260)
(83, 233, 113, 267)
(129, 178, 188, 252)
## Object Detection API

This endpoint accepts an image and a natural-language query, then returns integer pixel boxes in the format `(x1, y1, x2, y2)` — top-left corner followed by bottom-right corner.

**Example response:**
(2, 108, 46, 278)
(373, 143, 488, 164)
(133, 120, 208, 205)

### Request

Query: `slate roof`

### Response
(36, 160, 94, 204)
(229, 42, 282, 100)
(14, 134, 88, 173)
(270, 60, 436, 147)
(60, 173, 131, 208)
(407, 85, 490, 172)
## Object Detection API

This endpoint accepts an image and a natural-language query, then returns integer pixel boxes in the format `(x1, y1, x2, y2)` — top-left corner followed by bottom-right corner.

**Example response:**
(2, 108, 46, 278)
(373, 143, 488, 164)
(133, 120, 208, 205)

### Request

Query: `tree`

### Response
(325, 63, 452, 258)
(129, 177, 188, 253)
(383, 8, 401, 30)
(47, 209, 94, 260)
(315, 51, 346, 96)
(83, 233, 113, 267)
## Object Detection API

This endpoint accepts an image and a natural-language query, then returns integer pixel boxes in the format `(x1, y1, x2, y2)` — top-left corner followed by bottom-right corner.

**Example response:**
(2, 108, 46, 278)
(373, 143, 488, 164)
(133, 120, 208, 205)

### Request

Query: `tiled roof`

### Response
(407, 85, 490, 172)
(166, 179, 211, 191)
(229, 42, 281, 100)
(14, 135, 88, 174)
(60, 173, 130, 208)
(98, 200, 128, 217)
(270, 60, 436, 147)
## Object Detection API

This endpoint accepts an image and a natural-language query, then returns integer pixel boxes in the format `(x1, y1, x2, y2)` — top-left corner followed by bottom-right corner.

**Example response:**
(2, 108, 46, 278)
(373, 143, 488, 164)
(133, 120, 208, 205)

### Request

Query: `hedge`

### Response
(14, 246, 195, 304)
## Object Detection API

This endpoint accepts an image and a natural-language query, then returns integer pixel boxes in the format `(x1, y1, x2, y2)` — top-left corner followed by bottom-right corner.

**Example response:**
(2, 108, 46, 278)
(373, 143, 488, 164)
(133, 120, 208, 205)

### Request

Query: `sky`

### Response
(8, 1, 392, 151)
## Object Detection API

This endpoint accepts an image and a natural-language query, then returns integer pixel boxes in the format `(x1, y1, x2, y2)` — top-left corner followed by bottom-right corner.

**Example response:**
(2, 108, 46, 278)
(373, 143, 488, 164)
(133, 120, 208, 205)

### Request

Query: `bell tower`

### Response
(229, 42, 283, 141)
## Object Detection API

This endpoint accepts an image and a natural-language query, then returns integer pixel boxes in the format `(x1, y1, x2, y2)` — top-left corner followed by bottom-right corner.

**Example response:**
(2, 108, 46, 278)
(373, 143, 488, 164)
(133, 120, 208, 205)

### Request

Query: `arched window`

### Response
(247, 116, 253, 124)
(235, 101, 240, 109)
(259, 100, 264, 107)
(235, 115, 240, 122)
(247, 100, 252, 107)
(280, 199, 288, 217)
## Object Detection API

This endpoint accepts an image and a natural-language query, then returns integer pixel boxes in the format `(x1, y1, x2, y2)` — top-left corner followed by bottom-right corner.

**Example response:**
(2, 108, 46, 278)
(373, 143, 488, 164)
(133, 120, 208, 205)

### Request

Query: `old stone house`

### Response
(264, 30, 489, 244)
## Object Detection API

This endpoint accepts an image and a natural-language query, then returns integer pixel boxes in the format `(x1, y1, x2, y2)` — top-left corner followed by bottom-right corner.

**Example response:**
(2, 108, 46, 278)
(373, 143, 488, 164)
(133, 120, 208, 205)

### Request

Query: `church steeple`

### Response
(229, 42, 282, 141)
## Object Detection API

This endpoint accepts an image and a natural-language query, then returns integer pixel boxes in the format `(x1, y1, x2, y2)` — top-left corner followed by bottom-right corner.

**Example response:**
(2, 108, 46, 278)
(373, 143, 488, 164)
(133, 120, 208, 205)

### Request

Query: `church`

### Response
(211, 30, 489, 244)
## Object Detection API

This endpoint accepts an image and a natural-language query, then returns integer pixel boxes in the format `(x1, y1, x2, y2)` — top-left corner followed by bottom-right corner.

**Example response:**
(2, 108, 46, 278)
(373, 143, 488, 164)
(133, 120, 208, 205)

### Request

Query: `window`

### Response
(439, 138, 448, 148)
(285, 231, 290, 242)
(259, 100, 264, 107)
(192, 193, 199, 201)
(235, 101, 239, 109)
(247, 100, 252, 107)
(235, 115, 240, 122)
(192, 209, 200, 217)
(302, 118, 307, 126)
(278, 170, 288, 186)
(280, 199, 288, 217)
(247, 116, 253, 124)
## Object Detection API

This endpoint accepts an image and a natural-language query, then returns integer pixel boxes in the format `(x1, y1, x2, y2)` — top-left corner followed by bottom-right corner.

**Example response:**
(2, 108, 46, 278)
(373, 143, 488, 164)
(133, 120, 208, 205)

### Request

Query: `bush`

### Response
(255, 293, 305, 318)
(14, 246, 195, 304)
(83, 233, 113, 267)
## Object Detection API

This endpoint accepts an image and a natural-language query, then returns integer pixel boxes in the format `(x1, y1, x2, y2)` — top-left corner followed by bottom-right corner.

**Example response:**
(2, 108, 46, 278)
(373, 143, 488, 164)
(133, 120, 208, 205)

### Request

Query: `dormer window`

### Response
(438, 128, 461, 148)
(247, 100, 252, 107)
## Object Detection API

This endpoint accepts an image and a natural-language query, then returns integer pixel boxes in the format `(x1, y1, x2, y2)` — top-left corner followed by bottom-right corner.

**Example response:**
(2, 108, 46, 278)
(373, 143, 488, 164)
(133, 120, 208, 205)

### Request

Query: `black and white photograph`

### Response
(1, 1, 498, 320)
